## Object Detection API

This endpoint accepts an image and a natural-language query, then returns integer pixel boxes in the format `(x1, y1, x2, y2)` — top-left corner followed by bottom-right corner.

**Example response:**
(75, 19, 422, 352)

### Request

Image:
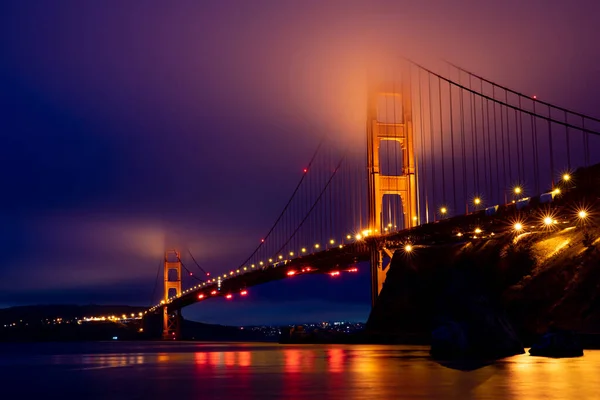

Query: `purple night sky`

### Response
(1, 0, 599, 325)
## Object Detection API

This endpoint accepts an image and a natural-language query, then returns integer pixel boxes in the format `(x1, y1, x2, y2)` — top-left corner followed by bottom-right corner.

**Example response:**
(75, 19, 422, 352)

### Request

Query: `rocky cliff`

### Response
(367, 220, 600, 345)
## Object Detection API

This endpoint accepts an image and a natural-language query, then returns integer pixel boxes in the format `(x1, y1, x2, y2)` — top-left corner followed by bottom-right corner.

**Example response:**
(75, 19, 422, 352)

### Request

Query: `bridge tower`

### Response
(163, 249, 182, 340)
(367, 68, 418, 307)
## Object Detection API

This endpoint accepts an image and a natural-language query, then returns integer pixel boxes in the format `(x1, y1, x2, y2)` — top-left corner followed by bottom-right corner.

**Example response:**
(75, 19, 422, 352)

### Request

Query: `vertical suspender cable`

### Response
(504, 90, 512, 188)
(532, 100, 540, 194)
(564, 111, 571, 171)
(418, 68, 429, 223)
(518, 97, 526, 183)
(492, 87, 500, 204)
(448, 81, 457, 211)
(479, 80, 489, 200)
(547, 105, 555, 188)
(460, 85, 468, 212)
(469, 76, 478, 196)
(438, 76, 446, 206)
(428, 73, 437, 219)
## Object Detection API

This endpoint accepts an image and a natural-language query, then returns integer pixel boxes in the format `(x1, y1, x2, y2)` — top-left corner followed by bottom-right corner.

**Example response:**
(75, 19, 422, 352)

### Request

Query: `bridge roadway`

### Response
(148, 164, 599, 315)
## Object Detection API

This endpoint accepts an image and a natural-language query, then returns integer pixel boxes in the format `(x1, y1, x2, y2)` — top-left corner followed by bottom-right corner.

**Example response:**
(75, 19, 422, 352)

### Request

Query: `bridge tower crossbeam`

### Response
(163, 249, 182, 340)
(367, 66, 418, 307)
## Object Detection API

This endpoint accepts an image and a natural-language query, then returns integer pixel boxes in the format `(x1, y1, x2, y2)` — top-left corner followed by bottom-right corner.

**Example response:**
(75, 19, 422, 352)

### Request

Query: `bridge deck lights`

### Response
(404, 244, 413, 253)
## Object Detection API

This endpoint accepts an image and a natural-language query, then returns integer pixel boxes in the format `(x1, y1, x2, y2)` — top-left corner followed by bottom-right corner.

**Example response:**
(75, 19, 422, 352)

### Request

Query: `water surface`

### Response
(0, 342, 596, 399)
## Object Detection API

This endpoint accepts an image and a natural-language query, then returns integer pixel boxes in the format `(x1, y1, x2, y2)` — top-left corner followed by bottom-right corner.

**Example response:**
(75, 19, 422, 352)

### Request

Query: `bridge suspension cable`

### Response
(236, 135, 326, 269)
(445, 60, 600, 123)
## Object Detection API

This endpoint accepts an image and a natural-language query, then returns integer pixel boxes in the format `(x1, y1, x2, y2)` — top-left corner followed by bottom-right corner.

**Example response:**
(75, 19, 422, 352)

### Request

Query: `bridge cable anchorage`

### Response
(237, 134, 327, 269)
(444, 59, 600, 123)
(272, 153, 346, 258)
(409, 61, 600, 136)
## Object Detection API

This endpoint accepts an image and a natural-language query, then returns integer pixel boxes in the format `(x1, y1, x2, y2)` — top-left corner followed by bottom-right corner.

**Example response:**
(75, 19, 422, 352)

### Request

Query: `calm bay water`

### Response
(0, 342, 597, 399)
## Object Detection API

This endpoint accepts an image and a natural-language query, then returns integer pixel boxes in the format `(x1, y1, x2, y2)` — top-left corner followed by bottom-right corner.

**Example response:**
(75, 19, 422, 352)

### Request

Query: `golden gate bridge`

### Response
(145, 59, 600, 339)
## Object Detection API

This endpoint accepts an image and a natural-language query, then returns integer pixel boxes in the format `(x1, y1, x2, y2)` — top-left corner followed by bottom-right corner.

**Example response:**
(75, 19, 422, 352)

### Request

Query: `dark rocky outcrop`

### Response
(529, 328, 583, 358)
(366, 213, 600, 353)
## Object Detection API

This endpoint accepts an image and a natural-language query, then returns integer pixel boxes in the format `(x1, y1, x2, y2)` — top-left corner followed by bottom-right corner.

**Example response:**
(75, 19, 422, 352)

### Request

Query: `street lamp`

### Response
(513, 222, 524, 233)
(440, 206, 448, 218)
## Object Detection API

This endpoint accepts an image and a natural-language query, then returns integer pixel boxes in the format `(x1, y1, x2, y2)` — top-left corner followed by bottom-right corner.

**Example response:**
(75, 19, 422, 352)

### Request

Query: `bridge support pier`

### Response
(162, 307, 182, 340)
(370, 244, 395, 307)
(162, 250, 182, 340)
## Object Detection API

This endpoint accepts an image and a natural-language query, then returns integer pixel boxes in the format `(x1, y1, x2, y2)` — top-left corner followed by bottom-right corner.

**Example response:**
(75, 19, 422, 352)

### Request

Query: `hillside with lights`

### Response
(367, 164, 600, 345)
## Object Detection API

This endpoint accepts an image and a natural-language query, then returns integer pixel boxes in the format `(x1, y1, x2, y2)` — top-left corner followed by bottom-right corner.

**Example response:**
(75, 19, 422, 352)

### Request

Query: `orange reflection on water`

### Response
(195, 351, 253, 368)
(502, 352, 600, 399)
(194, 352, 207, 365)
(209, 352, 221, 366)
(237, 351, 251, 367)
(327, 348, 345, 373)
(224, 352, 235, 367)
(284, 349, 302, 373)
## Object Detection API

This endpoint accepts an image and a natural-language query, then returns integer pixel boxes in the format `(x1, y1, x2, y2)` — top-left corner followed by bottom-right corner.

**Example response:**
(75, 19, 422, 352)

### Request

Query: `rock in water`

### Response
(431, 292, 524, 360)
(529, 329, 584, 358)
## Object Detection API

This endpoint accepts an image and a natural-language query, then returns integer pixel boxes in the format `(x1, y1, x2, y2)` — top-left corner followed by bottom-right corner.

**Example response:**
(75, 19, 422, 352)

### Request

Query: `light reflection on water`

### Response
(1, 343, 599, 399)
